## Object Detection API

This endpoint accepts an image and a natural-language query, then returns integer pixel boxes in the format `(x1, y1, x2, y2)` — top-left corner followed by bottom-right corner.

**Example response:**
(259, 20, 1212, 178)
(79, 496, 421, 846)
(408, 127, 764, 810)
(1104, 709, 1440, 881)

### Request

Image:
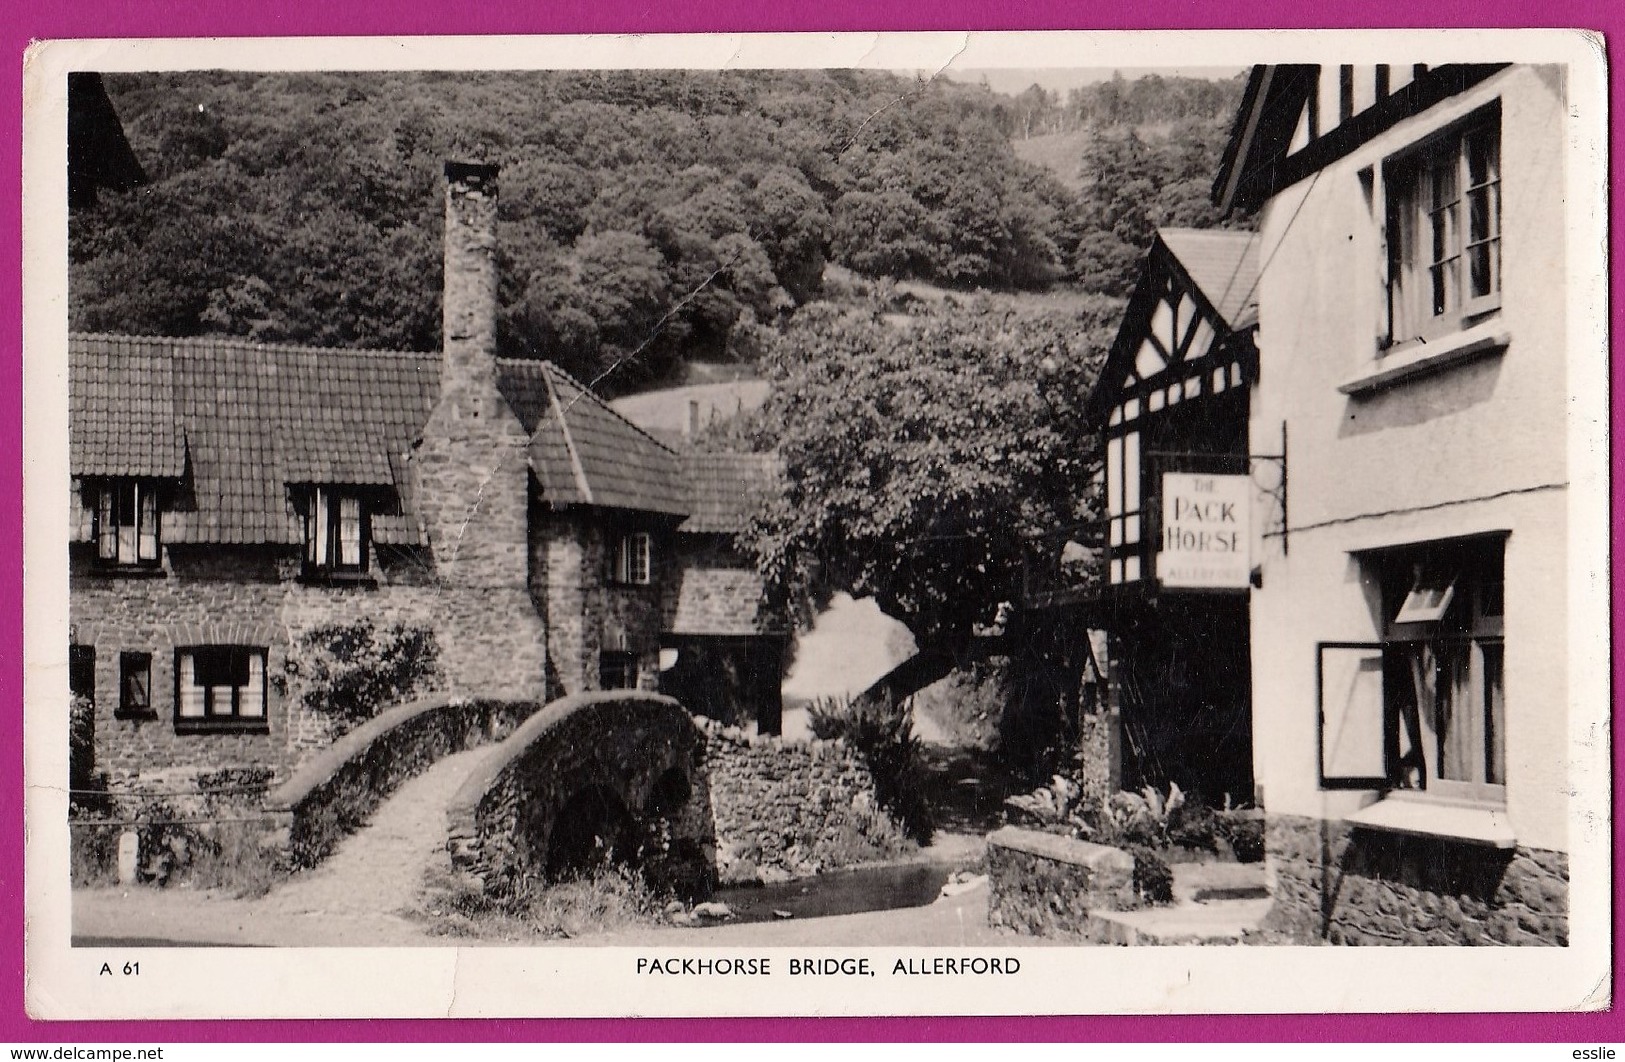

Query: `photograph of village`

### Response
(52, 45, 1599, 967)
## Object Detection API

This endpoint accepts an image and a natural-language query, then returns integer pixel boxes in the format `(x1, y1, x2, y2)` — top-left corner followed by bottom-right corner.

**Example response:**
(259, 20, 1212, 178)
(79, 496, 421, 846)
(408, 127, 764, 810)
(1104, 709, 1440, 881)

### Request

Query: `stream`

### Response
(705, 862, 956, 925)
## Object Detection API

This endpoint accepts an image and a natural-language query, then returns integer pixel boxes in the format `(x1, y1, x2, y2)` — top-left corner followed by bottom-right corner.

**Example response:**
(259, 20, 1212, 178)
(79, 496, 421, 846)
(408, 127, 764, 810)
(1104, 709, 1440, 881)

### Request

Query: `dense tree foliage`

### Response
(1071, 119, 1242, 295)
(715, 291, 1122, 651)
(998, 71, 1246, 139)
(71, 69, 1245, 388)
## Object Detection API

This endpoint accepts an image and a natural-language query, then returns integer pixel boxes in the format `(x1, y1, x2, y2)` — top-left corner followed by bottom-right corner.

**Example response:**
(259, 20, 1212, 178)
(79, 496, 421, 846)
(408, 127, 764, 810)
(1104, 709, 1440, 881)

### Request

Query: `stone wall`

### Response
(665, 534, 788, 637)
(985, 826, 1135, 939)
(69, 541, 548, 789)
(698, 717, 913, 884)
(446, 691, 703, 894)
(533, 512, 672, 698)
(265, 694, 542, 866)
(1263, 814, 1568, 945)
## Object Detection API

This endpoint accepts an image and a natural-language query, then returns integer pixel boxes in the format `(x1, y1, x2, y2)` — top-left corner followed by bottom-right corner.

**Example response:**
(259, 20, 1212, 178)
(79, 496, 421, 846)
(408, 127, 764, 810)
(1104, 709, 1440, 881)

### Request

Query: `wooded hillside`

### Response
(71, 69, 1246, 393)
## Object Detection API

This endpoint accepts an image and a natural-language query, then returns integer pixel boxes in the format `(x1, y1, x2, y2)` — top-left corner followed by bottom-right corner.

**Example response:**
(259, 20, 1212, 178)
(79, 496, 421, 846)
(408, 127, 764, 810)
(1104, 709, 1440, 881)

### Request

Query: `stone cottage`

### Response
(67, 160, 787, 792)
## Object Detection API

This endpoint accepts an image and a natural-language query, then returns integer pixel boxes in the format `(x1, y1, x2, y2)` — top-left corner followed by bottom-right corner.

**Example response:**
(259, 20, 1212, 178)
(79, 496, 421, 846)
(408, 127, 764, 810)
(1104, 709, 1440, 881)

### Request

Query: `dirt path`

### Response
(259, 745, 488, 921)
(74, 746, 493, 947)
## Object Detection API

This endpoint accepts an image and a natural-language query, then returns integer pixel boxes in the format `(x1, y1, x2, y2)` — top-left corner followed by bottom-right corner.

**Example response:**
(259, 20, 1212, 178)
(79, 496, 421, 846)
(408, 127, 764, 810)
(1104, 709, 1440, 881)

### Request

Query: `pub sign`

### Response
(1156, 472, 1250, 589)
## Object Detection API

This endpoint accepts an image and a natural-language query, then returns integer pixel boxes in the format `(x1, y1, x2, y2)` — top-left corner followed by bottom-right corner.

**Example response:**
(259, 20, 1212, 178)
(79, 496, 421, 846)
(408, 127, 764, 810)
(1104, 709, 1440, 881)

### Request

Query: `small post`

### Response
(116, 830, 140, 885)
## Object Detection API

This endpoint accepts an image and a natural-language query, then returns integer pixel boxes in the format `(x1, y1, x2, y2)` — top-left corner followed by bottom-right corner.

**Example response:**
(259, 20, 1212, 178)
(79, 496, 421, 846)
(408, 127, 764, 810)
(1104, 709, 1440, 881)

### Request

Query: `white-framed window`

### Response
(94, 480, 160, 568)
(613, 532, 652, 586)
(1383, 105, 1502, 348)
(175, 646, 269, 733)
(304, 487, 368, 575)
(1318, 536, 1505, 803)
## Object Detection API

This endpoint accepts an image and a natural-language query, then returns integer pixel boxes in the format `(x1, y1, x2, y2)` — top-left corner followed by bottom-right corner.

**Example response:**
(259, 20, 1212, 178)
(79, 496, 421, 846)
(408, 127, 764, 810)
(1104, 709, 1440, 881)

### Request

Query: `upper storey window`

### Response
(613, 532, 652, 586)
(1384, 107, 1502, 347)
(304, 487, 368, 576)
(94, 480, 160, 569)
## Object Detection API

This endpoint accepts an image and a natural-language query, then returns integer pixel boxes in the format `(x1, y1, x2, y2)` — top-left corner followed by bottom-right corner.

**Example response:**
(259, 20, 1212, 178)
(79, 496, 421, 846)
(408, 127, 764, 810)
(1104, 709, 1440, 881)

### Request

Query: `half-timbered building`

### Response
(1082, 227, 1262, 807)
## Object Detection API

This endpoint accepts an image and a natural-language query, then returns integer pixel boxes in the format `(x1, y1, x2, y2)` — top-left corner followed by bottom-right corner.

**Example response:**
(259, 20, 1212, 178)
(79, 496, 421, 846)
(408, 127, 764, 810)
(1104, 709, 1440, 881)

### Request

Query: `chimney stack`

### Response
(442, 160, 500, 421)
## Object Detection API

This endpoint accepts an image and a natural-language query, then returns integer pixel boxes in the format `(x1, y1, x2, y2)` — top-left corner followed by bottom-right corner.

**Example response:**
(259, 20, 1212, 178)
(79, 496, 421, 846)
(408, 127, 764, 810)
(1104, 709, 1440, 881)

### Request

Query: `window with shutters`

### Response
(174, 646, 269, 733)
(303, 487, 369, 577)
(93, 480, 161, 569)
(1318, 536, 1506, 804)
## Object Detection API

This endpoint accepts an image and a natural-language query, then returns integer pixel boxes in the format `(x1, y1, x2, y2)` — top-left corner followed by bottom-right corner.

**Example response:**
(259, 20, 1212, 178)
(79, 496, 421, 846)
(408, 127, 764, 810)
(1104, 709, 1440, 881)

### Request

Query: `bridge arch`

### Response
(445, 691, 706, 894)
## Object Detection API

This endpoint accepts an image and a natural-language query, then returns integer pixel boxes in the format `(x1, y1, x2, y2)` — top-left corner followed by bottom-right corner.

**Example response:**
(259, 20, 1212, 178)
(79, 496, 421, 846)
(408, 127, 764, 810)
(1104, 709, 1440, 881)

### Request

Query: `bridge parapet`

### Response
(266, 693, 544, 867)
(445, 691, 705, 893)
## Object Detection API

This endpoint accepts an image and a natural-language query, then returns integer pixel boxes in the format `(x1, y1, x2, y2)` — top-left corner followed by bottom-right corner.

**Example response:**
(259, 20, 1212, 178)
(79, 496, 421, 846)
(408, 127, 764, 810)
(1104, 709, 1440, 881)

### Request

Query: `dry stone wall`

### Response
(1263, 814, 1568, 946)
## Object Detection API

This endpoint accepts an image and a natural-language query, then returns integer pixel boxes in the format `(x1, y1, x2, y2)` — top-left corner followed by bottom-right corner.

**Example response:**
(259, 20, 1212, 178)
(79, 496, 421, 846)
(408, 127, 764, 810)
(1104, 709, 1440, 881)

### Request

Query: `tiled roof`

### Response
(71, 335, 775, 549)
(1157, 228, 1261, 330)
(69, 334, 438, 546)
(497, 359, 688, 517)
(679, 451, 780, 534)
(70, 342, 186, 478)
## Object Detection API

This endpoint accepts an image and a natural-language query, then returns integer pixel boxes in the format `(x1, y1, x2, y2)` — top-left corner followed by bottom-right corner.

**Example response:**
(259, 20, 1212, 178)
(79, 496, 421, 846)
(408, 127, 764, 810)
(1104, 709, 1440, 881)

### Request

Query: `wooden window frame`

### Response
(1104, 427, 1144, 586)
(92, 479, 162, 570)
(302, 486, 370, 578)
(1321, 539, 1507, 803)
(1382, 104, 1503, 351)
(117, 650, 154, 719)
(174, 646, 269, 734)
(612, 532, 653, 587)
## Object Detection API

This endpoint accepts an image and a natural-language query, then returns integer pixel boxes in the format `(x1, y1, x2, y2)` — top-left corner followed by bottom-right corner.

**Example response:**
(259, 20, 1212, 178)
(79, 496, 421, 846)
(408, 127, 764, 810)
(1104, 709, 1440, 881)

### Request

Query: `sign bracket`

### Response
(1147, 421, 1289, 558)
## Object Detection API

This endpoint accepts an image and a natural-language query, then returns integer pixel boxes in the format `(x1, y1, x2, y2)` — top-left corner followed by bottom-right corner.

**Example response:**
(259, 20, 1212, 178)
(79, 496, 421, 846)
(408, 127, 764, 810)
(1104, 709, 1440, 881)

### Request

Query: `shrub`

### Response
(1223, 817, 1266, 864)
(68, 694, 106, 812)
(1130, 846, 1174, 906)
(281, 620, 443, 733)
(807, 694, 933, 844)
(1166, 796, 1219, 853)
(69, 818, 121, 886)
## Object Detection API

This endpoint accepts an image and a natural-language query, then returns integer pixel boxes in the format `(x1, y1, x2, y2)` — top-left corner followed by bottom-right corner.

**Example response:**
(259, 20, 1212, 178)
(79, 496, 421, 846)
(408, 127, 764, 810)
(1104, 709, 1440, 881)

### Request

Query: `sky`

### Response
(936, 66, 1247, 97)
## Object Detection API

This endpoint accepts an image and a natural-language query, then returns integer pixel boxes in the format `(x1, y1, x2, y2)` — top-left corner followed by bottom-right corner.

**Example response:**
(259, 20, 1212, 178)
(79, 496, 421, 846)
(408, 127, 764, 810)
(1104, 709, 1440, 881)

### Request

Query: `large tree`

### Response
(729, 295, 1121, 654)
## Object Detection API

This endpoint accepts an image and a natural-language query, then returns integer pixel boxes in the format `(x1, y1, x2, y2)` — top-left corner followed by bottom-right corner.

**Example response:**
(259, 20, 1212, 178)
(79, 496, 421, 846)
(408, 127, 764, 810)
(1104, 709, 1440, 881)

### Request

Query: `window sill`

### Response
(1345, 792, 1515, 848)
(89, 565, 167, 579)
(174, 720, 270, 736)
(298, 570, 377, 588)
(1339, 321, 1511, 396)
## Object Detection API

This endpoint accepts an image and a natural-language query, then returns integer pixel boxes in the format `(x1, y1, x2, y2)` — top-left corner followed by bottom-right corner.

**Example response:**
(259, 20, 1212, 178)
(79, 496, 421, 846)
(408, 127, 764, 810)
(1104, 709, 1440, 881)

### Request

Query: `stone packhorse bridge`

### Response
(266, 688, 903, 903)
(443, 691, 709, 894)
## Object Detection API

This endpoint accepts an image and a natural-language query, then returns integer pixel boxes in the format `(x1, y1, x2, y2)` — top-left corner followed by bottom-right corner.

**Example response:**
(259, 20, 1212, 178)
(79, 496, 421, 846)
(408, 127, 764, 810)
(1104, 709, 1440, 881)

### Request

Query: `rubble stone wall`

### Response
(1264, 814, 1568, 946)
(698, 718, 913, 884)
(985, 826, 1136, 938)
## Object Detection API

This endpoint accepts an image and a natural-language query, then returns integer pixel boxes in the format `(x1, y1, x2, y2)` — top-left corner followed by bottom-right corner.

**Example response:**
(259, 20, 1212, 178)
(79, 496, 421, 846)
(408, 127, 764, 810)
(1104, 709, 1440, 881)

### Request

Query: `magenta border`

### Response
(3, 0, 1617, 1044)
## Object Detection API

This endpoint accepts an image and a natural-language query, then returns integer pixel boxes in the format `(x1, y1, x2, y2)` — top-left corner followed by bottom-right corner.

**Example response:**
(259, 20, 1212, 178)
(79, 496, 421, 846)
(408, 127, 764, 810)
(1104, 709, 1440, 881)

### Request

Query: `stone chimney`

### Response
(409, 159, 548, 699)
(441, 160, 500, 422)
